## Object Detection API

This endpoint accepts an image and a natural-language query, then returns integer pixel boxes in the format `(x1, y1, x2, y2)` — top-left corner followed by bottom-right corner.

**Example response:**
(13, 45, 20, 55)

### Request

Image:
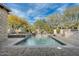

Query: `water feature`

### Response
(15, 29, 65, 46)
(15, 34, 65, 46)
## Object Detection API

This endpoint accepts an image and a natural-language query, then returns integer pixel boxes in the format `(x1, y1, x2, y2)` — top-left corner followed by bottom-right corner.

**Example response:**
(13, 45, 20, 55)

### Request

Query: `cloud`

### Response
(56, 4, 68, 14)
(5, 3, 78, 24)
(10, 8, 26, 18)
(55, 4, 75, 14)
(26, 9, 34, 17)
(34, 16, 44, 20)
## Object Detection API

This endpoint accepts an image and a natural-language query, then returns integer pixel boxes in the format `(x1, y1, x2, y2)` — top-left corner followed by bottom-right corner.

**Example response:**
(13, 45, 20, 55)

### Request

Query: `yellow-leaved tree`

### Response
(8, 14, 31, 33)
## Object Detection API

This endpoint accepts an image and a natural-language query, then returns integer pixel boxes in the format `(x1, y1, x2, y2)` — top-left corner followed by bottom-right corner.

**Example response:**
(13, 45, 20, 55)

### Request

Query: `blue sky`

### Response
(4, 3, 79, 24)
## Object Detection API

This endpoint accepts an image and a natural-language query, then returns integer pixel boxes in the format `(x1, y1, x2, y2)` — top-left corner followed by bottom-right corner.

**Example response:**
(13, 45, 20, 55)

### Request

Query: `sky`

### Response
(4, 3, 79, 24)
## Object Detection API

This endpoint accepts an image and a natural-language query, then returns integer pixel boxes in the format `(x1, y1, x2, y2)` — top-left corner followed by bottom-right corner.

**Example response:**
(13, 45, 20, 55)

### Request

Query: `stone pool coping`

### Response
(4, 35, 31, 47)
(6, 35, 74, 48)
(49, 35, 75, 47)
(7, 38, 25, 47)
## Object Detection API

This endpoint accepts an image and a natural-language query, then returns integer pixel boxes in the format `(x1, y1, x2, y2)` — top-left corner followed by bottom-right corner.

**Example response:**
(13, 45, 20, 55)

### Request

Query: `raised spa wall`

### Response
(0, 4, 10, 42)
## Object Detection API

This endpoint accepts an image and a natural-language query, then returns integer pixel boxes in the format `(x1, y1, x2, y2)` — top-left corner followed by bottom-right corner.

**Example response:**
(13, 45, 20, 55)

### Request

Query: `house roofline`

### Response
(0, 4, 11, 12)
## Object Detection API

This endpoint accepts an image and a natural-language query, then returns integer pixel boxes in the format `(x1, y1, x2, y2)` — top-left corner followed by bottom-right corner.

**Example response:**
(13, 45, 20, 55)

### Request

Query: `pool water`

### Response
(15, 36, 65, 46)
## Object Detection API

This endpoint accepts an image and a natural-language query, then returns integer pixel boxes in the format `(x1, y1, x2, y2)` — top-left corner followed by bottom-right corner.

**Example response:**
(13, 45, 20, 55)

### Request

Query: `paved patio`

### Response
(0, 31, 79, 56)
(57, 31, 79, 47)
(1, 38, 24, 47)
(0, 46, 79, 56)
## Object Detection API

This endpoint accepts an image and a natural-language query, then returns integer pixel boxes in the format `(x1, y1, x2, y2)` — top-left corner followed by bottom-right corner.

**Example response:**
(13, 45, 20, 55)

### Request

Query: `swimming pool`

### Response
(15, 36, 66, 46)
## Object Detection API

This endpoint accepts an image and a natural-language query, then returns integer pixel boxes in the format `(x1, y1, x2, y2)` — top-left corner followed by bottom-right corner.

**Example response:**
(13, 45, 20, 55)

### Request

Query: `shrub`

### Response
(56, 28, 60, 34)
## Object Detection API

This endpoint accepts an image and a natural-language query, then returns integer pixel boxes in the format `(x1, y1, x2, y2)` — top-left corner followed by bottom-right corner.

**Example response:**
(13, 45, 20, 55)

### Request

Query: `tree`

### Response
(46, 13, 63, 29)
(34, 19, 53, 33)
(8, 14, 31, 33)
(63, 7, 79, 29)
(34, 19, 45, 29)
(46, 6, 79, 29)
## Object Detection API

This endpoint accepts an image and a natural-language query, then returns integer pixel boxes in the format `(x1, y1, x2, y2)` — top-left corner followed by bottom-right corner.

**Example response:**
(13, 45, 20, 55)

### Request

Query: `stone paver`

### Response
(1, 31, 79, 56)
(0, 46, 79, 56)
(1, 38, 24, 46)
(57, 31, 79, 47)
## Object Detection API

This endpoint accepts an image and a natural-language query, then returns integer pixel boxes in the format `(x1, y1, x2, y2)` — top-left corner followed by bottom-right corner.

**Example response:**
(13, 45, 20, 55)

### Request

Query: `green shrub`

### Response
(56, 28, 60, 33)
(51, 28, 54, 34)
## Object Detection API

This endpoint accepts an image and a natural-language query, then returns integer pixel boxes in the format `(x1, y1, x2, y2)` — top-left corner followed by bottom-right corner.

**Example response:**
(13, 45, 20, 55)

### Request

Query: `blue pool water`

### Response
(16, 36, 65, 46)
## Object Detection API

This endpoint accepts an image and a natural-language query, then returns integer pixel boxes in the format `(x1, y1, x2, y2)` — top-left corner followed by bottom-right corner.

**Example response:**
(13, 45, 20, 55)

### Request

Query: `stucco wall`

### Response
(0, 8, 8, 42)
